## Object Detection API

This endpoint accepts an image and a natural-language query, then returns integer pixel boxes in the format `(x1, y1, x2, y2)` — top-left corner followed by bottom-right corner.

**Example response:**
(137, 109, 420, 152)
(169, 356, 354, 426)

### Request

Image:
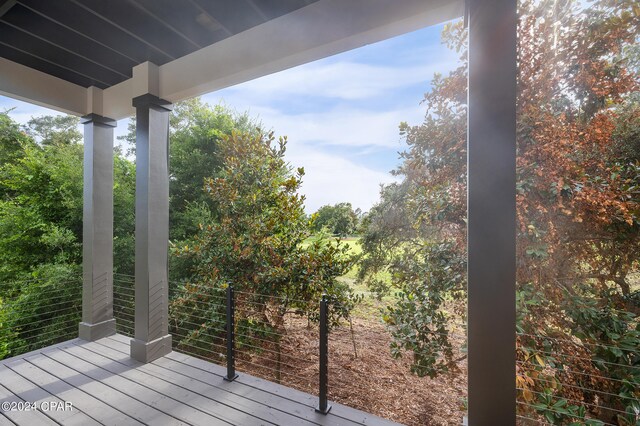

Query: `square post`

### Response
(79, 113, 117, 341)
(130, 93, 173, 363)
(467, 0, 517, 423)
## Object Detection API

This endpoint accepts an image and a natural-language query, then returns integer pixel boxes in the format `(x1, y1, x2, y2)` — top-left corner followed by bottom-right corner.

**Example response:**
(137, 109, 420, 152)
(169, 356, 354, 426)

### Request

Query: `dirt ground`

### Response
(235, 315, 468, 426)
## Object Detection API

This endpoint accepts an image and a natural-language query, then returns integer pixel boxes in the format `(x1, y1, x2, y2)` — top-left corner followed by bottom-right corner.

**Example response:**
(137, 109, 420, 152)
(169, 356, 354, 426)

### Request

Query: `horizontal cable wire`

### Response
(236, 347, 311, 372)
(4, 301, 80, 315)
(113, 273, 135, 278)
(516, 401, 617, 426)
(114, 309, 133, 317)
(525, 373, 639, 402)
(516, 414, 549, 425)
(170, 314, 282, 333)
(234, 289, 317, 306)
(237, 358, 310, 380)
(3, 291, 78, 308)
(520, 347, 639, 371)
(7, 311, 79, 333)
(173, 335, 226, 349)
(6, 325, 79, 355)
(518, 332, 639, 354)
(174, 318, 304, 352)
(0, 279, 81, 288)
(236, 342, 315, 366)
(229, 323, 290, 339)
(4, 305, 79, 322)
(4, 303, 78, 320)
(516, 388, 629, 417)
(516, 360, 627, 385)
(235, 331, 298, 348)
(169, 318, 226, 333)
(169, 298, 226, 310)
(173, 342, 224, 359)
(167, 305, 314, 339)
(173, 288, 231, 300)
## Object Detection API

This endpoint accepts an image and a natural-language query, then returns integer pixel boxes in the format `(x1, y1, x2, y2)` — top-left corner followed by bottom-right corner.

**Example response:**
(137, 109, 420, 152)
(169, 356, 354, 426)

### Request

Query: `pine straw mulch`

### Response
(235, 315, 467, 426)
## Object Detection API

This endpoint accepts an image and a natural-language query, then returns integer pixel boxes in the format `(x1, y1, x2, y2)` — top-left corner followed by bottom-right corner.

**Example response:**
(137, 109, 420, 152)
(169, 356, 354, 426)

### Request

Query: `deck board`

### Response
(57, 345, 215, 425)
(43, 348, 185, 425)
(89, 339, 317, 426)
(26, 352, 144, 426)
(71, 342, 272, 426)
(103, 336, 361, 426)
(0, 383, 51, 426)
(0, 334, 401, 426)
(0, 360, 99, 425)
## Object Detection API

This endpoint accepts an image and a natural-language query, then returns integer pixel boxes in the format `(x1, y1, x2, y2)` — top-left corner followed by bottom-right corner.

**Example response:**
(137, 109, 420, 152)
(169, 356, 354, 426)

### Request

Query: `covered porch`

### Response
(0, 0, 516, 424)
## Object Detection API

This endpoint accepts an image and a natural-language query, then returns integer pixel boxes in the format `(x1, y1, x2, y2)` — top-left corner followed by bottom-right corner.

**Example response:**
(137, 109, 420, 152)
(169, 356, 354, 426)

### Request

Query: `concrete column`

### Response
(79, 113, 116, 341)
(130, 94, 173, 363)
(467, 0, 517, 423)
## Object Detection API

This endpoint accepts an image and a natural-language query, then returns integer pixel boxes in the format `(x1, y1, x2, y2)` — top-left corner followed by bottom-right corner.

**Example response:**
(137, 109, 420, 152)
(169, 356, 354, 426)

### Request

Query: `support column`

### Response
(79, 113, 116, 341)
(467, 0, 517, 424)
(130, 94, 173, 363)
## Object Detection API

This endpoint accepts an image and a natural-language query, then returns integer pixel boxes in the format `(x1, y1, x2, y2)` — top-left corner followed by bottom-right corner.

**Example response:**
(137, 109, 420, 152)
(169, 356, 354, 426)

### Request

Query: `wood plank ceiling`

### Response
(0, 0, 317, 89)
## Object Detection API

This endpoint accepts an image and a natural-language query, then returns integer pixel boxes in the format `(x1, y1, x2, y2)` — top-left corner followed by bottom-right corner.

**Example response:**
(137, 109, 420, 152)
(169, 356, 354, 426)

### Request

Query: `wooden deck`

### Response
(0, 334, 400, 426)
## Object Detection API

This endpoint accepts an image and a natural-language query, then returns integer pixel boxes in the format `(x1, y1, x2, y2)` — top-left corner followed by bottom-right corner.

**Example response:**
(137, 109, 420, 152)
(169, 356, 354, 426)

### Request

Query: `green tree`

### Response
(312, 202, 359, 236)
(169, 99, 256, 240)
(175, 130, 355, 311)
(171, 131, 357, 359)
(25, 115, 82, 146)
(0, 111, 136, 357)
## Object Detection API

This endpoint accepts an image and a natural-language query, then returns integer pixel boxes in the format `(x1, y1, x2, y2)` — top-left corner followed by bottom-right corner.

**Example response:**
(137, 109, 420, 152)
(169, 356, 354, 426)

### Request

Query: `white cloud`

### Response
(215, 57, 460, 103)
(237, 104, 421, 149)
(0, 98, 65, 123)
(285, 145, 398, 213)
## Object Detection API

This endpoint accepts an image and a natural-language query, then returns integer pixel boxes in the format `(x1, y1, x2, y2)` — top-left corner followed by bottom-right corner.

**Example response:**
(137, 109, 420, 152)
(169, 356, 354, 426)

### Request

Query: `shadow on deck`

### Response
(0, 334, 400, 426)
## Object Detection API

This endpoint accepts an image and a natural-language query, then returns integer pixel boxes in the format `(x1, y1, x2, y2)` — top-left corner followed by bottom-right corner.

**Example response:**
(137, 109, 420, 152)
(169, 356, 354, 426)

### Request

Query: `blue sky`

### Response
(0, 19, 461, 213)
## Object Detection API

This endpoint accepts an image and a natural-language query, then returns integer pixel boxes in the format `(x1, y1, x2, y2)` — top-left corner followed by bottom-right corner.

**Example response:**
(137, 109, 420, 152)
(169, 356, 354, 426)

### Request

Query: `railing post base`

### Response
(223, 374, 239, 382)
(315, 405, 332, 415)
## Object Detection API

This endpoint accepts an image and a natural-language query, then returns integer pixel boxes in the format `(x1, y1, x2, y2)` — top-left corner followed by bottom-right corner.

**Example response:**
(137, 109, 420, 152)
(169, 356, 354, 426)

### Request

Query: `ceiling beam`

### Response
(0, 0, 16, 19)
(0, 56, 86, 116)
(103, 0, 463, 119)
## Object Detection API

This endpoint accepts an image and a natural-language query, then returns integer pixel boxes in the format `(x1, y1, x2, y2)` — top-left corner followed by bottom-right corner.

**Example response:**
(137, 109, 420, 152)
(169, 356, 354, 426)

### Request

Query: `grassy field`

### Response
(303, 235, 395, 320)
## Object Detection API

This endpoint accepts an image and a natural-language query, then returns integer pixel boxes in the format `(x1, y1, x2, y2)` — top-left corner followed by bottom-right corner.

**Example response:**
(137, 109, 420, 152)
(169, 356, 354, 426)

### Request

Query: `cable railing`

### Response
(167, 279, 324, 409)
(0, 277, 82, 360)
(113, 274, 135, 337)
(515, 317, 640, 425)
(114, 272, 638, 424)
(113, 274, 330, 411)
(3, 267, 633, 426)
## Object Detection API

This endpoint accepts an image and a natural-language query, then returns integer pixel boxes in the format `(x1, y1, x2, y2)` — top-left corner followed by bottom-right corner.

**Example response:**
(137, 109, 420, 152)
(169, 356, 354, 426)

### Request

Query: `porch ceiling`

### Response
(0, 0, 318, 90)
(0, 0, 464, 120)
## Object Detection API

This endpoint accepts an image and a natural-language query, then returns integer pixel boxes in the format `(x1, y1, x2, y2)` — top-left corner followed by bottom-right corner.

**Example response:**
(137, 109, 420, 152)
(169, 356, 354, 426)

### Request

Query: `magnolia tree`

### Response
(170, 130, 357, 368)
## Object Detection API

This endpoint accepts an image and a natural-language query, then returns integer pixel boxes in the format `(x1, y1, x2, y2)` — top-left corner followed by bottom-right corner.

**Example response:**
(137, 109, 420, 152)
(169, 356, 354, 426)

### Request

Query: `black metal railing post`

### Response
(316, 294, 331, 414)
(224, 285, 238, 382)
